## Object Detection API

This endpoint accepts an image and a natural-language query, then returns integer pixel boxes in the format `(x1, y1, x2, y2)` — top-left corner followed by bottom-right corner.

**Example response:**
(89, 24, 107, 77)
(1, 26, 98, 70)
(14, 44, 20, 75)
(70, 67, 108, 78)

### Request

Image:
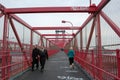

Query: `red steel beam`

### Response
(9, 17, 33, 66)
(75, 0, 110, 37)
(2, 15, 8, 78)
(10, 14, 32, 30)
(10, 14, 46, 38)
(41, 34, 73, 36)
(32, 26, 80, 30)
(73, 0, 110, 48)
(46, 38, 72, 39)
(5, 6, 97, 14)
(9, 18, 24, 50)
(0, 4, 5, 13)
(100, 11, 120, 38)
(50, 39, 69, 41)
(86, 17, 96, 50)
(0, 13, 3, 18)
(97, 0, 110, 13)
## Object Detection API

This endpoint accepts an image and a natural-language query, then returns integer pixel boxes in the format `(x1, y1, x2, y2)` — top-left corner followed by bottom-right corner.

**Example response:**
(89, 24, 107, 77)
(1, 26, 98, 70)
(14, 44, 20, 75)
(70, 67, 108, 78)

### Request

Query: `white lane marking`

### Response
(66, 70, 78, 73)
(60, 66, 69, 69)
(50, 61, 67, 62)
(57, 76, 83, 80)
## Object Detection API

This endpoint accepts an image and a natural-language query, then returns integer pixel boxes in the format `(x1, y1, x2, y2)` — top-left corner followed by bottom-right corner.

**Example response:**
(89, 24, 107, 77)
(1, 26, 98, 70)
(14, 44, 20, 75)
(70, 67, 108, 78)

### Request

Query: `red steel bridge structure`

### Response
(0, 0, 120, 80)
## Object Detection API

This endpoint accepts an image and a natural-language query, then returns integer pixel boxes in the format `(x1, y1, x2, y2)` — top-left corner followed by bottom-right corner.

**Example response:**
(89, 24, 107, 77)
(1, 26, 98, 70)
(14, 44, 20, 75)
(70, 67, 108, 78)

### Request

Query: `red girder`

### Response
(0, 4, 5, 12)
(97, 0, 110, 12)
(9, 18, 23, 50)
(86, 17, 96, 50)
(75, 0, 110, 36)
(32, 26, 80, 30)
(10, 14, 32, 30)
(101, 11, 120, 38)
(41, 34, 73, 36)
(10, 14, 44, 37)
(50, 39, 68, 41)
(4, 6, 97, 14)
(0, 13, 3, 18)
(46, 38, 72, 39)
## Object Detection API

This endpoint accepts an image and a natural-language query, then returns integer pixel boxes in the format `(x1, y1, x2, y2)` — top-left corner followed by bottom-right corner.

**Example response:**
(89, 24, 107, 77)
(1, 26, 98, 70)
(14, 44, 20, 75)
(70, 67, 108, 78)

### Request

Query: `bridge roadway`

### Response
(14, 51, 93, 80)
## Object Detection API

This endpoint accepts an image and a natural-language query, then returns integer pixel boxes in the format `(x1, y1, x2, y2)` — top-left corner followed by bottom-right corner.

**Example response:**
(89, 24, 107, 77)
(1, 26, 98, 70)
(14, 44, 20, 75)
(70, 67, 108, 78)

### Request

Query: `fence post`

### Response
(117, 49, 120, 78)
(92, 50, 95, 78)
(7, 50, 11, 79)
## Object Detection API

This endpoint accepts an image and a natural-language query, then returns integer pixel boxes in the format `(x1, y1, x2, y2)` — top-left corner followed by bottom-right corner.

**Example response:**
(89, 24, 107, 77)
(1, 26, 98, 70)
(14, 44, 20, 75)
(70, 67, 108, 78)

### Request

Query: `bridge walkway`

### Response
(14, 51, 92, 80)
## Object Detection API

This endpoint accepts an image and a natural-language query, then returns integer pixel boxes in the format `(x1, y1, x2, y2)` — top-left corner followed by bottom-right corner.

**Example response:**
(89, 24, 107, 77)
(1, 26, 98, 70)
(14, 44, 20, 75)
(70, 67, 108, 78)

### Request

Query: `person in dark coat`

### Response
(32, 45, 40, 71)
(39, 47, 48, 71)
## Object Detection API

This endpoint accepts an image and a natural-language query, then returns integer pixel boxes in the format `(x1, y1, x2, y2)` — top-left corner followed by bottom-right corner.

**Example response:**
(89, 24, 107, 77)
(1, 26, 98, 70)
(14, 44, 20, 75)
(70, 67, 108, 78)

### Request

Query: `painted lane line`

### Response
(57, 76, 83, 80)
(66, 70, 78, 73)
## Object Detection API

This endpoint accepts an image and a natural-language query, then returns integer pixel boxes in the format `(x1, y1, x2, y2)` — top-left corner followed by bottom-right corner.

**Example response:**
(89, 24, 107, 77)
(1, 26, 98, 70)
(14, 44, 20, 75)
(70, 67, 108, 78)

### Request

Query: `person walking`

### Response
(39, 47, 48, 72)
(32, 45, 40, 71)
(67, 46, 75, 69)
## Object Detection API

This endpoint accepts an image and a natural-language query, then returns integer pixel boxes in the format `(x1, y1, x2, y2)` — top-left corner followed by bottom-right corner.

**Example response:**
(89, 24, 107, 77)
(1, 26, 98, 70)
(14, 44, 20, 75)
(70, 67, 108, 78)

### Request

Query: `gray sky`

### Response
(1, 0, 119, 49)
(1, 0, 100, 8)
(0, 0, 100, 40)
(0, 0, 100, 27)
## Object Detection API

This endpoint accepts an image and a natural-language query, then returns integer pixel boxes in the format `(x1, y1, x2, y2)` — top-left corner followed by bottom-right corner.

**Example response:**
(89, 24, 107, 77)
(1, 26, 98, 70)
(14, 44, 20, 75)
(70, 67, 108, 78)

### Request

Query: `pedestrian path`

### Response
(14, 51, 92, 80)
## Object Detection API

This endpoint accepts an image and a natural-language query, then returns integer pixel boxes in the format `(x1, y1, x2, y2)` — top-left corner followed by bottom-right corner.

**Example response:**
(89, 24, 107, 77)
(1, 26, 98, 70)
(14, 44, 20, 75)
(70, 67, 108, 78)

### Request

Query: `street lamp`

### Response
(61, 20, 74, 34)
(61, 20, 74, 47)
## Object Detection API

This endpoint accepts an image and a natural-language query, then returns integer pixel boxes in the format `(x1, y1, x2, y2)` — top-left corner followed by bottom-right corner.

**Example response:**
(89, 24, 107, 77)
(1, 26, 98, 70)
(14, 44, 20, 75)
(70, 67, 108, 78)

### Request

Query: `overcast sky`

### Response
(0, 0, 100, 35)
(0, 0, 100, 26)
(0, 0, 120, 49)
(1, 0, 101, 8)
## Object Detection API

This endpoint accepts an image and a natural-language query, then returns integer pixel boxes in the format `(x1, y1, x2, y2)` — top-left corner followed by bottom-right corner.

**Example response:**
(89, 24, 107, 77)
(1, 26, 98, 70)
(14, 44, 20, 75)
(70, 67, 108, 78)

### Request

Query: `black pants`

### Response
(32, 59, 39, 70)
(40, 57, 46, 70)
(69, 57, 74, 65)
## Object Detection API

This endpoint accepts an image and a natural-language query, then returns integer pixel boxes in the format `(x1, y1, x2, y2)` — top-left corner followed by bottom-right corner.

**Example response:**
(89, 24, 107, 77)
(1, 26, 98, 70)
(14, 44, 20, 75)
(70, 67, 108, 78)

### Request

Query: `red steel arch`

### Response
(0, 0, 120, 80)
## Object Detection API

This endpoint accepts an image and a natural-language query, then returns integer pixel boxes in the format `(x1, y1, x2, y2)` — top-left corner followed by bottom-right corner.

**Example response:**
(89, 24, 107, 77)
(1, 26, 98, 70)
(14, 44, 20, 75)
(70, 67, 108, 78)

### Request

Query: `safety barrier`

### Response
(0, 48, 59, 80)
(0, 50, 31, 80)
(75, 49, 120, 80)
